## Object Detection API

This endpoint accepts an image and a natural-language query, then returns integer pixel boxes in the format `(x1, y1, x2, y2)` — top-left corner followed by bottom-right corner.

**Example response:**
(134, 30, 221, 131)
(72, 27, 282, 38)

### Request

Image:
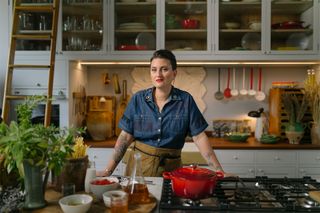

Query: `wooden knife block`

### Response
(268, 88, 312, 143)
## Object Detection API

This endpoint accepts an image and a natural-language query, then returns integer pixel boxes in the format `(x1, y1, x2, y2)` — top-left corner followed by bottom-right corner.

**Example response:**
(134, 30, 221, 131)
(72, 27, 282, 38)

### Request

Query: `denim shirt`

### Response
(118, 87, 208, 149)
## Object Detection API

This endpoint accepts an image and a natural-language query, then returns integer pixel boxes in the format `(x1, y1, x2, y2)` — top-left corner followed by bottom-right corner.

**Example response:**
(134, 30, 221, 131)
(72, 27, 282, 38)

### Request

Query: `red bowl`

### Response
(117, 45, 147, 50)
(181, 19, 200, 29)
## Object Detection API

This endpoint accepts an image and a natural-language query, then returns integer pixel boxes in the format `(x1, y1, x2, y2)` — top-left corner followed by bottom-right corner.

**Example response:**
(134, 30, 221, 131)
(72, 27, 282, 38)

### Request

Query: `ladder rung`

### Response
(6, 95, 49, 100)
(13, 34, 51, 40)
(9, 64, 51, 69)
(15, 5, 54, 12)
(6, 95, 28, 100)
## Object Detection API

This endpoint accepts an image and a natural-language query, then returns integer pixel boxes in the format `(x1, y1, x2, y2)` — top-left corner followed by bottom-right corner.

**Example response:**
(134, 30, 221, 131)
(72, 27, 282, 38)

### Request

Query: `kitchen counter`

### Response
(85, 137, 320, 150)
(24, 177, 163, 213)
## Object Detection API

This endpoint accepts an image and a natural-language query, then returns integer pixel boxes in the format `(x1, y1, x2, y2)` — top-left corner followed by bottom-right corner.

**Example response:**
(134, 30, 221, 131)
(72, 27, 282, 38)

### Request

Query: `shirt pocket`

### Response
(133, 114, 154, 136)
(168, 114, 188, 134)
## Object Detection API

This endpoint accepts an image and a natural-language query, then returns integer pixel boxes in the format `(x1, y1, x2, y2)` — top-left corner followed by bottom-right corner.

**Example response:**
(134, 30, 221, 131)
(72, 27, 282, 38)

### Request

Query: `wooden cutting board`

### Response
(115, 80, 130, 136)
(309, 191, 320, 203)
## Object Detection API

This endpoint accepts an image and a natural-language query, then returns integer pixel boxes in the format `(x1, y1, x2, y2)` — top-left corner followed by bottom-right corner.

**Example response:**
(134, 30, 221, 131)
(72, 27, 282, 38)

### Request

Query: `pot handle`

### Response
(216, 171, 224, 180)
(162, 171, 172, 179)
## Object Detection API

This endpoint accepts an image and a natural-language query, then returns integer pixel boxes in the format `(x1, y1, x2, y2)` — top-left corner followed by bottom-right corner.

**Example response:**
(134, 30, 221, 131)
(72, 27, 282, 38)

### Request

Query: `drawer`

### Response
(255, 150, 296, 164)
(256, 166, 296, 178)
(298, 151, 320, 165)
(223, 166, 255, 178)
(215, 150, 254, 164)
(298, 167, 320, 180)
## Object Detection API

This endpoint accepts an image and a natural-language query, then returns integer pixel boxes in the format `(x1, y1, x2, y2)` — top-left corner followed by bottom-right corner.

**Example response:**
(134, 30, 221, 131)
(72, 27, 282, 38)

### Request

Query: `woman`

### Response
(97, 49, 225, 177)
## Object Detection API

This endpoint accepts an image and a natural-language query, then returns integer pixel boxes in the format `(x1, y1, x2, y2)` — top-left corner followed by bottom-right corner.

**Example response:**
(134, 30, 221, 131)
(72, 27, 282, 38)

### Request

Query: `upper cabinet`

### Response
(216, 0, 318, 55)
(62, 0, 103, 51)
(218, 0, 262, 52)
(113, 0, 156, 51)
(16, 0, 54, 51)
(269, 0, 315, 53)
(11, 0, 319, 60)
(164, 0, 209, 51)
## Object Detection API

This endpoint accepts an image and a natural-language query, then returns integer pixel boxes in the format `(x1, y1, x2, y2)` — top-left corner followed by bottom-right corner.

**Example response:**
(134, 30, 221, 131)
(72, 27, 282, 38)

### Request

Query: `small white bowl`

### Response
(249, 22, 261, 31)
(59, 194, 92, 213)
(103, 190, 128, 208)
(225, 22, 240, 29)
(90, 177, 119, 200)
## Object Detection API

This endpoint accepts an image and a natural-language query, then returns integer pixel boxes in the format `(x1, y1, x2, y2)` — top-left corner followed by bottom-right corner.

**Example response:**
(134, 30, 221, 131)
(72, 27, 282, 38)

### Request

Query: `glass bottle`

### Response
(124, 152, 150, 205)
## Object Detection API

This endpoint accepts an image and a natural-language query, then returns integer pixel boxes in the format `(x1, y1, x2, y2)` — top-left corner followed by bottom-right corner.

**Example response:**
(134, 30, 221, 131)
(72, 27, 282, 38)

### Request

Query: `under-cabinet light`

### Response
(79, 61, 319, 66)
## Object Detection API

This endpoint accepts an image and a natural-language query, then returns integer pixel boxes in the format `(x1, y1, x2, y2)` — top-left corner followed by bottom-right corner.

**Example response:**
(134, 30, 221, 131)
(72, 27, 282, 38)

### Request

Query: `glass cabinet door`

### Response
(62, 0, 103, 51)
(218, 0, 262, 51)
(270, 0, 314, 52)
(16, 0, 54, 51)
(114, 0, 156, 51)
(165, 0, 208, 51)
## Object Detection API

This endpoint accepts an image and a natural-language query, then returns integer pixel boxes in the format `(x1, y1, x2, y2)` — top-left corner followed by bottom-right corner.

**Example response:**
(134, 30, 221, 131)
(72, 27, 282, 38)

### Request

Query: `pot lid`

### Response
(171, 165, 216, 180)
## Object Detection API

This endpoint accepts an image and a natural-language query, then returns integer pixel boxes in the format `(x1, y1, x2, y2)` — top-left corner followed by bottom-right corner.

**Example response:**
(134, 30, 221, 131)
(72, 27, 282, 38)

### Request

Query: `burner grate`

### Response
(159, 177, 320, 212)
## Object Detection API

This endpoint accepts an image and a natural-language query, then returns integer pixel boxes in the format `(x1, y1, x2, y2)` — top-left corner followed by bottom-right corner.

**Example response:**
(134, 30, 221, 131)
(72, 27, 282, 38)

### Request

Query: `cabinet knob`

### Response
(300, 169, 305, 173)
(258, 169, 264, 172)
(233, 156, 238, 160)
(274, 156, 280, 160)
(316, 157, 320, 160)
(248, 169, 254, 173)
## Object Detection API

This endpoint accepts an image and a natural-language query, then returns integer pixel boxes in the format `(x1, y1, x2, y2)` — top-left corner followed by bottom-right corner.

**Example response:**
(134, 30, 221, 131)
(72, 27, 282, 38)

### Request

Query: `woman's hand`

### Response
(96, 169, 112, 177)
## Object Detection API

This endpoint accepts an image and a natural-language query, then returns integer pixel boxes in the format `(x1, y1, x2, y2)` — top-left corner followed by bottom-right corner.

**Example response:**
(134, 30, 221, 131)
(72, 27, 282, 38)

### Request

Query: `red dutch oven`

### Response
(163, 165, 224, 200)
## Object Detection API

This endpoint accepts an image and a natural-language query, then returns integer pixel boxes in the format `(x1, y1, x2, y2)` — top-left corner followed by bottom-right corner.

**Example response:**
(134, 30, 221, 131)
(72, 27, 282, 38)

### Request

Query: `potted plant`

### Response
(53, 136, 90, 192)
(0, 96, 80, 210)
(281, 93, 308, 144)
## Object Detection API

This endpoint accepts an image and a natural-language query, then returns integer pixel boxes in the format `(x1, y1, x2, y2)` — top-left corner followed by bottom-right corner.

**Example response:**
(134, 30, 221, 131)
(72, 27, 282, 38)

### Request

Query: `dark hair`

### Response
(150, 49, 177, 70)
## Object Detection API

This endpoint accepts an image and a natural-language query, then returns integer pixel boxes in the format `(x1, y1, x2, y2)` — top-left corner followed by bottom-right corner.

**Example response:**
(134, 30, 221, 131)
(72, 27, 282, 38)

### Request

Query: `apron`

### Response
(124, 141, 182, 177)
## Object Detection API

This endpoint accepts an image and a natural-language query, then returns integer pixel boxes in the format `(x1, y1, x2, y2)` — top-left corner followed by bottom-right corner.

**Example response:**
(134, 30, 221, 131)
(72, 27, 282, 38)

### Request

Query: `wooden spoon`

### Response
(248, 67, 256, 96)
(224, 68, 232, 98)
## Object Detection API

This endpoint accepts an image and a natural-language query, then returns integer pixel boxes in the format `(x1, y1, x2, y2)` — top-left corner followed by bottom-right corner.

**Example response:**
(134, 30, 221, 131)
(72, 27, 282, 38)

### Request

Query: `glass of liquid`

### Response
(110, 191, 128, 213)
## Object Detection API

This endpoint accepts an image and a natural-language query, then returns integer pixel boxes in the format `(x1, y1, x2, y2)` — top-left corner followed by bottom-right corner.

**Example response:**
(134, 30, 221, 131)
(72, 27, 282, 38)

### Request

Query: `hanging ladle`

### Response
(248, 67, 256, 96)
(214, 68, 224, 100)
(231, 67, 239, 97)
(224, 67, 232, 98)
(255, 67, 266, 101)
(239, 67, 248, 95)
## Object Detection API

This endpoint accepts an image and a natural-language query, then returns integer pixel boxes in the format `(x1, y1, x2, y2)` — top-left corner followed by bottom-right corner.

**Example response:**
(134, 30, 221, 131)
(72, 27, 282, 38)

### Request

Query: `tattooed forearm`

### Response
(113, 132, 131, 164)
(204, 152, 222, 171)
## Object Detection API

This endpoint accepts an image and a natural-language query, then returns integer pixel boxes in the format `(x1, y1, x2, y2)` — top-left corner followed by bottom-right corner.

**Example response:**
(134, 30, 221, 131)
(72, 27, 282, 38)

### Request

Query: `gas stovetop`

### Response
(159, 176, 320, 212)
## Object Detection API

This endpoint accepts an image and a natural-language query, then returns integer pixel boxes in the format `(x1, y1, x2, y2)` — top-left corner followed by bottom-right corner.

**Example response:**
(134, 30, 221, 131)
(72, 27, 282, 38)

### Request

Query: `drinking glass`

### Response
(110, 191, 128, 213)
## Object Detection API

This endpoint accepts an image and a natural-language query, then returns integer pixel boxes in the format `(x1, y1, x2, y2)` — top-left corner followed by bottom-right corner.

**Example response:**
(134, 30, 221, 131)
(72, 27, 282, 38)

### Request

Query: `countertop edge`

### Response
(85, 137, 320, 150)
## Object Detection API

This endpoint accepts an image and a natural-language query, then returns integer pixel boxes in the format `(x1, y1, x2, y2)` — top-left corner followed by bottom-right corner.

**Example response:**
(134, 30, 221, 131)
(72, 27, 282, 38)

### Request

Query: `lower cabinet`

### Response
(88, 147, 320, 180)
(87, 148, 125, 176)
(298, 150, 320, 180)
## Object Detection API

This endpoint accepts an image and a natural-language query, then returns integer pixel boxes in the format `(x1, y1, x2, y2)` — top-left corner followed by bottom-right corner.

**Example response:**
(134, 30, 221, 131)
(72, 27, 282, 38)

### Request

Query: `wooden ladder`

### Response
(1, 0, 60, 127)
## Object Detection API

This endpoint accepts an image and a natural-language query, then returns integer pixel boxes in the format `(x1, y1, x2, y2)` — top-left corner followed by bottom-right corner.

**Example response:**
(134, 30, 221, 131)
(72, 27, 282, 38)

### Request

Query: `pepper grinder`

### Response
(248, 108, 265, 141)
